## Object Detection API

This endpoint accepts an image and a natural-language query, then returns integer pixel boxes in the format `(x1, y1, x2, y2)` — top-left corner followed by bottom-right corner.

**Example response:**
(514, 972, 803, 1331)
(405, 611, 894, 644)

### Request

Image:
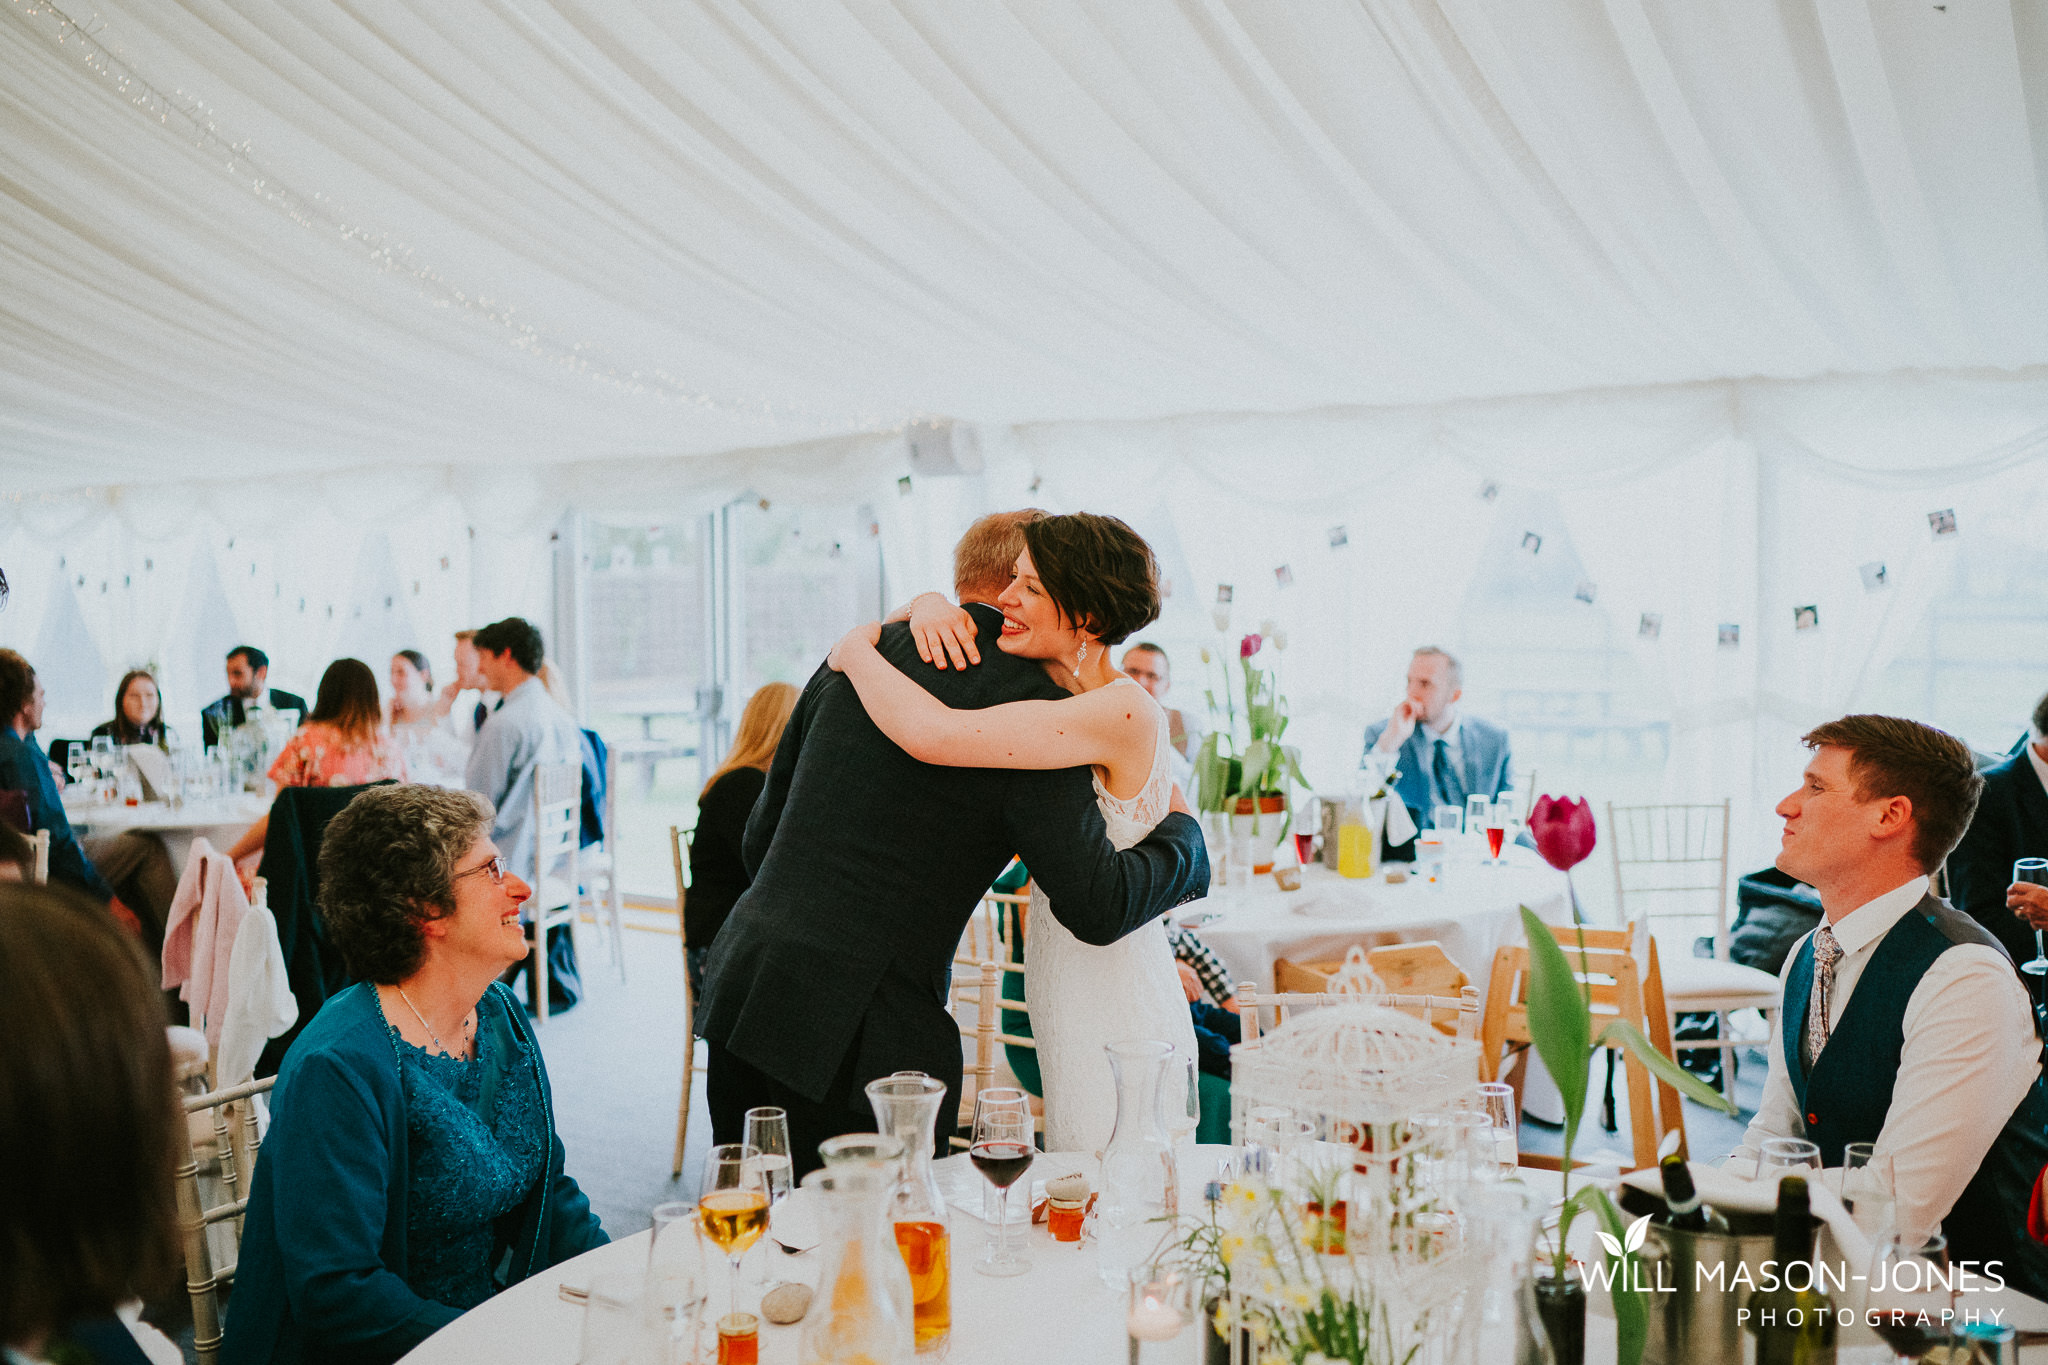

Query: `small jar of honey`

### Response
(716, 1312, 759, 1365)
(1047, 1196, 1086, 1242)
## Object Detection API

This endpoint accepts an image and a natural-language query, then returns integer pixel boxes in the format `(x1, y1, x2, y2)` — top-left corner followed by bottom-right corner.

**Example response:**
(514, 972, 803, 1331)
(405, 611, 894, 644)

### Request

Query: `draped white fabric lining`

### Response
(6, 0, 2048, 488)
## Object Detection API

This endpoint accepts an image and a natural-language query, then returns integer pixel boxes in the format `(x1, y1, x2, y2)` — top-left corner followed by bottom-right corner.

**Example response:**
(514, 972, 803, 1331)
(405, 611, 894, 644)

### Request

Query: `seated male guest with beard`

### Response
(1729, 715, 2048, 1296)
(1945, 688, 2048, 971)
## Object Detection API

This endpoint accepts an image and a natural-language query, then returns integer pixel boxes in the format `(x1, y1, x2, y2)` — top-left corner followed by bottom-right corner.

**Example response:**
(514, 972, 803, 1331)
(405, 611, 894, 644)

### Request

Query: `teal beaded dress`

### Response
(377, 987, 546, 1309)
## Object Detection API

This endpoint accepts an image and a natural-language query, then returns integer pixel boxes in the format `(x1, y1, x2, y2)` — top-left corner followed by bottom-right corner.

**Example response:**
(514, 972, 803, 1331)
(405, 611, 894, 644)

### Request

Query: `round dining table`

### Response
(1185, 845, 1572, 994)
(397, 1147, 1651, 1365)
(62, 792, 271, 876)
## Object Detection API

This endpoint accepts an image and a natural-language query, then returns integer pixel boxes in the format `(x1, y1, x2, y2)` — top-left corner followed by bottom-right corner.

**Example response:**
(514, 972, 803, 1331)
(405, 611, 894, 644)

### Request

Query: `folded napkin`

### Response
(1627, 1161, 1869, 1268)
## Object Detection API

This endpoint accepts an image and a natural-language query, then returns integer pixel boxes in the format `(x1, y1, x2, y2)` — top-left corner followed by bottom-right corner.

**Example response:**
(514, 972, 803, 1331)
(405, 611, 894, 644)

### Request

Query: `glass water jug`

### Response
(1097, 1039, 1180, 1290)
(808, 1134, 915, 1365)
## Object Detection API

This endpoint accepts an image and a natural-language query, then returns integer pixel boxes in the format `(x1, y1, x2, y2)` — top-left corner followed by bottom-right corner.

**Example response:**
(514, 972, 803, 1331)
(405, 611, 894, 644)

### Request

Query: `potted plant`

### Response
(1193, 626, 1305, 873)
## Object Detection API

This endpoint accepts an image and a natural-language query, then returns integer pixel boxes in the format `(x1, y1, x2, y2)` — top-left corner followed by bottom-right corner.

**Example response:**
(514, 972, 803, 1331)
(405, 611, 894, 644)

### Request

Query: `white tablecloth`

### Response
(397, 1147, 2048, 1364)
(1186, 849, 1571, 993)
(63, 794, 271, 876)
(401, 1148, 1237, 1365)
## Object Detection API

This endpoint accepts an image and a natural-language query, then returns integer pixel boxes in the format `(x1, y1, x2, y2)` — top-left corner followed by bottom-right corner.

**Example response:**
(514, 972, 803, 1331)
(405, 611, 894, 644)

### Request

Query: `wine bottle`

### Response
(1746, 1176, 1837, 1365)
(1657, 1154, 1729, 1234)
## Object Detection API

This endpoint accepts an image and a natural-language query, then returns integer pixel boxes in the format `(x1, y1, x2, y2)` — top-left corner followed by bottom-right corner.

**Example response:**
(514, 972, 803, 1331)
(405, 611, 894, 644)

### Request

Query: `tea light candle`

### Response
(1127, 1293, 1183, 1342)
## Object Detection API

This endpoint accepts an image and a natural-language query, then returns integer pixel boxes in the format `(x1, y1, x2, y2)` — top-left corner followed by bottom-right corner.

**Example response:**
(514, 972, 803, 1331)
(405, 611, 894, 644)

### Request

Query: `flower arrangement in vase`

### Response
(1193, 623, 1306, 870)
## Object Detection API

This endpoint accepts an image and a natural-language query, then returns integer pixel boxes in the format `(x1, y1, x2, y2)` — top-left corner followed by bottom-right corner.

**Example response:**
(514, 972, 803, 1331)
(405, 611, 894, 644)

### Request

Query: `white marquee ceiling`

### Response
(5, 0, 2048, 493)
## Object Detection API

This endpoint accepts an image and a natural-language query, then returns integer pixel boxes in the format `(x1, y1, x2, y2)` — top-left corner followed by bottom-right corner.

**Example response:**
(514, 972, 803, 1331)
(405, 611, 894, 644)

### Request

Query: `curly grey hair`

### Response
(317, 784, 495, 984)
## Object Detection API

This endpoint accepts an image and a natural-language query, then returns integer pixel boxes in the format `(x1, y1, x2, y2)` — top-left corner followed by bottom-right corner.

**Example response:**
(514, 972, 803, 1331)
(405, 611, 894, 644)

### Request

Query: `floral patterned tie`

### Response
(1804, 924, 1843, 1069)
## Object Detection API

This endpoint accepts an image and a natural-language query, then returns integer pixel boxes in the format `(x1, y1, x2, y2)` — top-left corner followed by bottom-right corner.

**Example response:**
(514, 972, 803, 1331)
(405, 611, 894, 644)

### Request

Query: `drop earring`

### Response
(1075, 639, 1090, 668)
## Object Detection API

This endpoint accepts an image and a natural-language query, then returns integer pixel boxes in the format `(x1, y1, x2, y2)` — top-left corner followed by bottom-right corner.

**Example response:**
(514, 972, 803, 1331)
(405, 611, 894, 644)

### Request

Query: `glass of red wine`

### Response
(1868, 1232, 1952, 1360)
(1483, 799, 1508, 865)
(970, 1087, 1034, 1277)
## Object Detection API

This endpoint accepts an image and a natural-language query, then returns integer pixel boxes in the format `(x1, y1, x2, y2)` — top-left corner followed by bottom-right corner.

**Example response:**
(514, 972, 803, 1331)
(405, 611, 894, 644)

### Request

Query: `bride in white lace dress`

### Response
(829, 512, 1197, 1152)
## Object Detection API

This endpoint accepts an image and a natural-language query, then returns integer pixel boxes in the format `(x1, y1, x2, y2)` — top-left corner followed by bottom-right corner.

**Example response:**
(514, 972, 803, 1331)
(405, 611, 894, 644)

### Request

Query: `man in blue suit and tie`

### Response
(1360, 646, 1513, 854)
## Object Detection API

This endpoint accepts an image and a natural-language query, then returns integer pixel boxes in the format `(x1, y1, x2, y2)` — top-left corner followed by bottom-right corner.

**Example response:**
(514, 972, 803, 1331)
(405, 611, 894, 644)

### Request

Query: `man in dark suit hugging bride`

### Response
(699, 510, 1209, 1173)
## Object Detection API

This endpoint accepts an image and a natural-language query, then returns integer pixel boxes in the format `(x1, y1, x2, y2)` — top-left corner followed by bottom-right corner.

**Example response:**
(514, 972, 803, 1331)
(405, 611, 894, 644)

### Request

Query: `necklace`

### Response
(395, 986, 472, 1059)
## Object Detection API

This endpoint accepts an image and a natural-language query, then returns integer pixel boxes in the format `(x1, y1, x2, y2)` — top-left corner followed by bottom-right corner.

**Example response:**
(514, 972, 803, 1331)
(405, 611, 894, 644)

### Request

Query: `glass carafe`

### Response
(810, 1135, 915, 1364)
(1449, 1182, 1554, 1365)
(866, 1074, 951, 1355)
(1097, 1039, 1180, 1289)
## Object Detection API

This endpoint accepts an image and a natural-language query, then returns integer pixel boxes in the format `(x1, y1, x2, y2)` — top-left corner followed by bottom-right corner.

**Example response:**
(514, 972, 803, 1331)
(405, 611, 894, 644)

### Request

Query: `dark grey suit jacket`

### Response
(1947, 749, 2048, 972)
(698, 604, 1211, 1103)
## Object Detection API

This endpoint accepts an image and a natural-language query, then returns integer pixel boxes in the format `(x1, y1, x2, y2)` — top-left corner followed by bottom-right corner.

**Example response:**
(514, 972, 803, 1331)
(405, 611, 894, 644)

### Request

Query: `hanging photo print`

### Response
(1573, 580, 1596, 605)
(1928, 508, 1958, 538)
(1520, 531, 1542, 555)
(1859, 561, 1888, 591)
(1215, 584, 1234, 604)
(897, 475, 913, 496)
(1274, 564, 1294, 588)
(1718, 623, 1741, 648)
(1638, 613, 1662, 640)
(1480, 480, 1501, 503)
(1794, 605, 1820, 632)
(1028, 474, 1043, 494)
(1327, 525, 1348, 550)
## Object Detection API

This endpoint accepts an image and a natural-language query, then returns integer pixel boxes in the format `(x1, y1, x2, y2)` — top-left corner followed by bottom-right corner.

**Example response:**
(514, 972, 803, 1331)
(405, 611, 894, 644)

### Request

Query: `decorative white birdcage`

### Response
(1211, 951, 1496, 1365)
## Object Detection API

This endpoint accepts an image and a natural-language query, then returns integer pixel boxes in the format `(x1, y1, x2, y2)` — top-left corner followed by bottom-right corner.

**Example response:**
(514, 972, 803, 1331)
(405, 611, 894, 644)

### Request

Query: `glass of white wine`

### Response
(743, 1107, 794, 1206)
(698, 1143, 769, 1332)
(1477, 1082, 1518, 1177)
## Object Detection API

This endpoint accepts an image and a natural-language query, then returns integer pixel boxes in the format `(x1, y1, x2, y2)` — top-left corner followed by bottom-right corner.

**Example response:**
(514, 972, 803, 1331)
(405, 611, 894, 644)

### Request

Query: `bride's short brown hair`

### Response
(1020, 513, 1160, 647)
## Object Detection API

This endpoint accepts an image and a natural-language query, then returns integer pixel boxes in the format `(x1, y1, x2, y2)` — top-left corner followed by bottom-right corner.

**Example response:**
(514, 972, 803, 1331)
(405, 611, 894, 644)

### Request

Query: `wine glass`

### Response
(1842, 1143, 1897, 1241)
(1466, 794, 1493, 851)
(1869, 1233, 1953, 1360)
(1758, 1137, 1821, 1179)
(742, 1107, 794, 1207)
(969, 1087, 1034, 1277)
(698, 1144, 769, 1328)
(1483, 800, 1510, 865)
(65, 746, 92, 792)
(1162, 1051, 1199, 1146)
(2019, 859, 2048, 989)
(579, 1268, 661, 1365)
(648, 1202, 709, 1360)
(1477, 1082, 1518, 1176)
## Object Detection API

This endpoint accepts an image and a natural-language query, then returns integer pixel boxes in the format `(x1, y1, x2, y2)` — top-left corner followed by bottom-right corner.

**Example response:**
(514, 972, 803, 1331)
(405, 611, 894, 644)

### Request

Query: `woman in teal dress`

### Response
(223, 785, 606, 1365)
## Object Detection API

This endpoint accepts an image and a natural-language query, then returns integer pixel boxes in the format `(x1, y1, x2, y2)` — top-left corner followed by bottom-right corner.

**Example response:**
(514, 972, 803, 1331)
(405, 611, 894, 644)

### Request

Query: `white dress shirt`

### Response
(2027, 739, 2048, 797)
(1730, 874, 2040, 1241)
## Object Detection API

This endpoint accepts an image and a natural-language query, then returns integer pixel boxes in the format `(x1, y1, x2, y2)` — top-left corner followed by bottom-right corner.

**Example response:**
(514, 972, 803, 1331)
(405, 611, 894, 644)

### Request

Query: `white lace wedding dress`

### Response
(1025, 678, 1198, 1153)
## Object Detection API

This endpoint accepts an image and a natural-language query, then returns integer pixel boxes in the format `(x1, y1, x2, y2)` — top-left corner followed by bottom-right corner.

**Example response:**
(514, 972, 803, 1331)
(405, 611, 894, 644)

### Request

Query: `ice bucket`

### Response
(1618, 1186, 1785, 1365)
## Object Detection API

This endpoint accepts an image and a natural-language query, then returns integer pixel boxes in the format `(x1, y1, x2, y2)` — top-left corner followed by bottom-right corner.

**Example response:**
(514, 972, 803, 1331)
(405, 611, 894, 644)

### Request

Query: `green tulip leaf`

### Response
(1595, 1019, 1738, 1115)
(1583, 1185, 1648, 1365)
(1520, 907, 1592, 1153)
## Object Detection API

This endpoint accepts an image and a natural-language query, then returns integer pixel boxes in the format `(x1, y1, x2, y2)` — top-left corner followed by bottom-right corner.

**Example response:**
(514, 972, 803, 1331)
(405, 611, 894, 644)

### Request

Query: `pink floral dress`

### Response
(266, 722, 408, 789)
